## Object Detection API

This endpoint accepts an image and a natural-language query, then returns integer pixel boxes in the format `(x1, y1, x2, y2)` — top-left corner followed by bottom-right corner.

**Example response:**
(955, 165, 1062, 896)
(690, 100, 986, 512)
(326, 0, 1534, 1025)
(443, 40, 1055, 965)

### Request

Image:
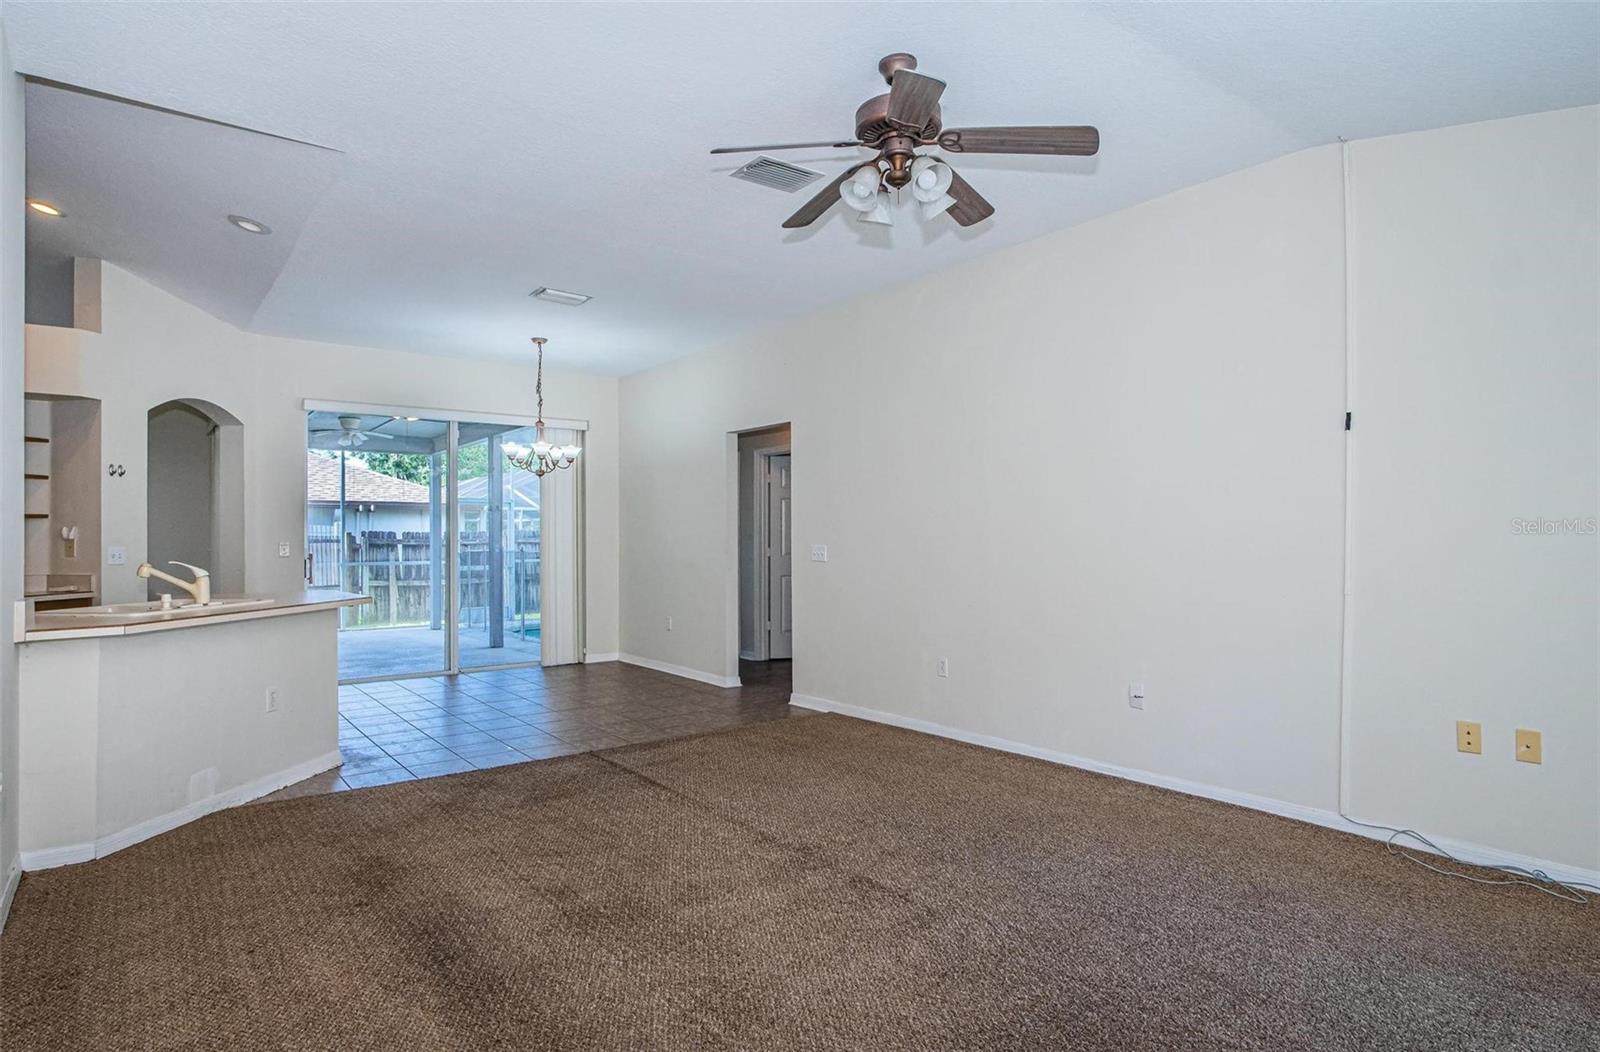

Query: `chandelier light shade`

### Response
(503, 337, 582, 478)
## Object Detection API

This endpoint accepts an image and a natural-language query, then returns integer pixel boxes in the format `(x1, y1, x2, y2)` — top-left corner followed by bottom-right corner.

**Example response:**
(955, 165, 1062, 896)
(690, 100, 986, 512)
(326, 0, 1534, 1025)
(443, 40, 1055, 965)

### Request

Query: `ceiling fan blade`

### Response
(782, 164, 866, 229)
(945, 170, 995, 227)
(886, 69, 946, 131)
(710, 140, 861, 155)
(936, 126, 1100, 156)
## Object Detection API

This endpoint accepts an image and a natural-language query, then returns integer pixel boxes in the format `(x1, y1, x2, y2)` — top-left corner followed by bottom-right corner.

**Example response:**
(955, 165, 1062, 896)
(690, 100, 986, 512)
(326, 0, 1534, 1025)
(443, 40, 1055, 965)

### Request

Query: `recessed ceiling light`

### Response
(530, 287, 591, 307)
(26, 199, 63, 217)
(227, 214, 271, 235)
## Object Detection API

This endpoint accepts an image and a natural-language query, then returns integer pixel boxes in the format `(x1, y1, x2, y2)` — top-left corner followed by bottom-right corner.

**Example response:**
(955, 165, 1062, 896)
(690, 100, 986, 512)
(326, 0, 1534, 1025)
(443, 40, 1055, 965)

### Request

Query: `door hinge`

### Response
(1344, 411, 1352, 431)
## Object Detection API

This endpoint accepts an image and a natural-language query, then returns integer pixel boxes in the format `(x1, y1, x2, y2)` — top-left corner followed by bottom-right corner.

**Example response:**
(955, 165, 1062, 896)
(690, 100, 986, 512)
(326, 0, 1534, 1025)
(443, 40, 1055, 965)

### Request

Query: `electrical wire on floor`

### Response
(1339, 813, 1600, 904)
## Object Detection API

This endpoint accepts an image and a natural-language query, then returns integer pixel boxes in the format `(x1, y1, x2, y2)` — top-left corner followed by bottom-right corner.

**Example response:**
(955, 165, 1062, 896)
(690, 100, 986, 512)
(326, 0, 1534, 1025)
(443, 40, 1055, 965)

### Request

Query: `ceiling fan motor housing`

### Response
(854, 94, 941, 147)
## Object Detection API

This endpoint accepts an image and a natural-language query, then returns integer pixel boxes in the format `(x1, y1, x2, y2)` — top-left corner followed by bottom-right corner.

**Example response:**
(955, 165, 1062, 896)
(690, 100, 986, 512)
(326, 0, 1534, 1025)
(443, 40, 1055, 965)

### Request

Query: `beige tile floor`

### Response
(260, 659, 800, 801)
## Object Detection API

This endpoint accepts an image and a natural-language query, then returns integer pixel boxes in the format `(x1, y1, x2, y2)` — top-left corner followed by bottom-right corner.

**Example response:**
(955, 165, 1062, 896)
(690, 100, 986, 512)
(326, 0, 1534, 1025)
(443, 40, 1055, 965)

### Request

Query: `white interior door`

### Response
(766, 454, 793, 660)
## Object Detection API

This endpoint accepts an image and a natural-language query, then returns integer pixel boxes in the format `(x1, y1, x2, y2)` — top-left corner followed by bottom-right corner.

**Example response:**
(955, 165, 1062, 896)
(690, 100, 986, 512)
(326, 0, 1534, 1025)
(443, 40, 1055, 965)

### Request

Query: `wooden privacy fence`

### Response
(307, 526, 539, 630)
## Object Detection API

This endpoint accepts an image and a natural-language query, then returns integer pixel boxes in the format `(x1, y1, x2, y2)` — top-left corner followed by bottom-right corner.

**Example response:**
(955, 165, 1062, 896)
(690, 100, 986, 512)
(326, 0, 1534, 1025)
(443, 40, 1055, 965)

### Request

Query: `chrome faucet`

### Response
(137, 561, 211, 606)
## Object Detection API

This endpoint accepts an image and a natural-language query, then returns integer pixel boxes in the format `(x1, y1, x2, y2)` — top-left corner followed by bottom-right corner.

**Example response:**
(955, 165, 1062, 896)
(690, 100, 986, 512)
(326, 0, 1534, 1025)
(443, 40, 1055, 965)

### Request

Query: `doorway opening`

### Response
(737, 424, 792, 693)
(146, 398, 244, 598)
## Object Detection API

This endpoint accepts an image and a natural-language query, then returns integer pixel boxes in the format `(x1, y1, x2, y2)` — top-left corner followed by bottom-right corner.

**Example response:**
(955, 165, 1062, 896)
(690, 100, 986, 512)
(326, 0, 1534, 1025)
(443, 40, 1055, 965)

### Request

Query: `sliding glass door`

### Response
(456, 422, 542, 670)
(305, 413, 451, 679)
(307, 408, 580, 682)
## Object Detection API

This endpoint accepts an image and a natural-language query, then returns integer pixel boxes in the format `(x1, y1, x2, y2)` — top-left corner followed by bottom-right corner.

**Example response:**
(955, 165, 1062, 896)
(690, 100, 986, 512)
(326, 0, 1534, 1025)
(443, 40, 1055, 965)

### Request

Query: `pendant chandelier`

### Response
(503, 337, 581, 477)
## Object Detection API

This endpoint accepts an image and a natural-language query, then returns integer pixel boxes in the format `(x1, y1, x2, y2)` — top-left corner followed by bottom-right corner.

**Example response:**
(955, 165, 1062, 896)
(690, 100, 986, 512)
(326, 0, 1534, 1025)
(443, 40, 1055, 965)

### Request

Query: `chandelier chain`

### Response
(504, 337, 580, 479)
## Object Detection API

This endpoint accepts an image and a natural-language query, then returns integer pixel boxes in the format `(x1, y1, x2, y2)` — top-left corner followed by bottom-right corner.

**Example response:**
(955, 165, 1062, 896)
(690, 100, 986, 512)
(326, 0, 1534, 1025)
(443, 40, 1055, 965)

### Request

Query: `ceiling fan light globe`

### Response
(919, 193, 956, 220)
(857, 198, 894, 226)
(909, 157, 953, 203)
(840, 165, 884, 213)
(840, 184, 875, 213)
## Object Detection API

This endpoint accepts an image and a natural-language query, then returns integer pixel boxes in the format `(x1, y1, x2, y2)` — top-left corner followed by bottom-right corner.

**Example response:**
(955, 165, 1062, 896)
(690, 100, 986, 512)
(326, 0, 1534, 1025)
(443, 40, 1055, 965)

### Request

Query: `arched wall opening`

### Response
(146, 398, 245, 597)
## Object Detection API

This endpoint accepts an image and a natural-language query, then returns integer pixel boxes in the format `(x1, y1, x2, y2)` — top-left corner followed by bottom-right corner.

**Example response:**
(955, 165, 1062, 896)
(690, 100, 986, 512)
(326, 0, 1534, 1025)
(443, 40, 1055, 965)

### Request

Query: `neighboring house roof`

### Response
(306, 452, 542, 511)
(458, 473, 540, 512)
(307, 451, 430, 504)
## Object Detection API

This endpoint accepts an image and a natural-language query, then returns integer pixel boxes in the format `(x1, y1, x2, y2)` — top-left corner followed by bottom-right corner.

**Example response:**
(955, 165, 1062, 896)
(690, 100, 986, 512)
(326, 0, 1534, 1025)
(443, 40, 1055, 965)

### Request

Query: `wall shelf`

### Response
(24, 513, 48, 520)
(24, 436, 49, 443)
(25, 473, 49, 480)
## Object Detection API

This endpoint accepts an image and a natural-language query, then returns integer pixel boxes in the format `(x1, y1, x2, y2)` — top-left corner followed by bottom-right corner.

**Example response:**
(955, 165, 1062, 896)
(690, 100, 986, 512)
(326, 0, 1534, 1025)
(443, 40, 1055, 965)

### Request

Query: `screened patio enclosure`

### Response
(305, 407, 583, 681)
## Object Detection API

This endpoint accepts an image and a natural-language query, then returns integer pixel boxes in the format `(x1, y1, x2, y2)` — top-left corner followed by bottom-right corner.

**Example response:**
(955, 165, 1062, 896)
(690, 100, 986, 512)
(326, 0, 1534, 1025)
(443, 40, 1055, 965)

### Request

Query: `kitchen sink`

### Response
(44, 597, 278, 621)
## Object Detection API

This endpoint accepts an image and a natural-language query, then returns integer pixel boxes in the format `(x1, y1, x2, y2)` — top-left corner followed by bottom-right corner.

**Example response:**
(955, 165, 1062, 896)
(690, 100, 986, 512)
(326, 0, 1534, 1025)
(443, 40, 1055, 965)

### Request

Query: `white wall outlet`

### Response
(937, 657, 949, 678)
(265, 687, 279, 713)
(1128, 683, 1146, 710)
(278, 542, 291, 558)
(665, 616, 673, 631)
(107, 546, 126, 566)
(810, 544, 828, 562)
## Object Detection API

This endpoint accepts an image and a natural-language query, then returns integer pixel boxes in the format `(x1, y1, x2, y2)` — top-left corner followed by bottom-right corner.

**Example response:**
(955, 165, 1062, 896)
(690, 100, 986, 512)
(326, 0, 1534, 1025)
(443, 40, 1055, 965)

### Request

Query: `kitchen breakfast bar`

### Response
(13, 591, 369, 869)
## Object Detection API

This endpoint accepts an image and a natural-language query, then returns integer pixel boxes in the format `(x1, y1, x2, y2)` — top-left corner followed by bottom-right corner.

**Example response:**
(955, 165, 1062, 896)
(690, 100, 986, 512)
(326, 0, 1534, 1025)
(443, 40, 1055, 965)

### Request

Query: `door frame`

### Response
(304, 399, 588, 683)
(749, 446, 790, 662)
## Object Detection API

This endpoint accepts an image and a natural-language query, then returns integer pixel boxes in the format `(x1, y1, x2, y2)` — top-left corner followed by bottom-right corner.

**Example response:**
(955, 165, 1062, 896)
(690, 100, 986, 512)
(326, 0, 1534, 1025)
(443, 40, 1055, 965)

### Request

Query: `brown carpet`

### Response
(2, 715, 1595, 1050)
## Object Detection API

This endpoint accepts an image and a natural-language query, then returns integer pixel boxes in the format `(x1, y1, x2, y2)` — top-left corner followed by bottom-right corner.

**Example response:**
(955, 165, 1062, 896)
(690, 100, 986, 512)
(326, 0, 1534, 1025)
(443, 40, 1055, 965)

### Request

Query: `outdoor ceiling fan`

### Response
(308, 415, 396, 449)
(710, 52, 1099, 229)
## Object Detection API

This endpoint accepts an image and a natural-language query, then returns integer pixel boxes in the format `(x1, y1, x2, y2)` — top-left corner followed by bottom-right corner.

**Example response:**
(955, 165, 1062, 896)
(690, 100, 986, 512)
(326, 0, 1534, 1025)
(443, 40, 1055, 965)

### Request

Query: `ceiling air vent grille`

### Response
(730, 155, 824, 193)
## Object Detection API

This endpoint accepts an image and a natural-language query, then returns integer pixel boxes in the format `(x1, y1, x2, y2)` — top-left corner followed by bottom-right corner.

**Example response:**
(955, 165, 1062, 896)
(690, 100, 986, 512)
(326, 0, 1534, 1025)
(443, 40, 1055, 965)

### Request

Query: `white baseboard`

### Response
(583, 651, 620, 664)
(620, 653, 740, 689)
(18, 842, 93, 870)
(20, 749, 343, 872)
(739, 649, 757, 661)
(0, 855, 19, 934)
(789, 693, 1600, 890)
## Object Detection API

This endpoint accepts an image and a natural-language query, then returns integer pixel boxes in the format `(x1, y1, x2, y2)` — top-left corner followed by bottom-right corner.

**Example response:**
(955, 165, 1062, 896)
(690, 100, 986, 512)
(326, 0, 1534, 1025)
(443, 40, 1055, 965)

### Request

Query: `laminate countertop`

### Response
(15, 591, 371, 642)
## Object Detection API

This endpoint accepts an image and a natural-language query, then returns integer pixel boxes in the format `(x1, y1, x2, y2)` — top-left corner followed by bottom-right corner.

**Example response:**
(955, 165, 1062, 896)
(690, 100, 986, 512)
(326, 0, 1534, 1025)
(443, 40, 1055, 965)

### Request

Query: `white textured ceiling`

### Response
(7, 2, 1598, 374)
(26, 82, 345, 328)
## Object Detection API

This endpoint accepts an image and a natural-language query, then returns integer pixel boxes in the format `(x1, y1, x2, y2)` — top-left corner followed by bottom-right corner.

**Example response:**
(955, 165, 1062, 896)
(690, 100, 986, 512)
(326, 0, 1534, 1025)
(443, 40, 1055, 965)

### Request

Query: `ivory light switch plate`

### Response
(1515, 729, 1542, 764)
(1455, 720, 1481, 754)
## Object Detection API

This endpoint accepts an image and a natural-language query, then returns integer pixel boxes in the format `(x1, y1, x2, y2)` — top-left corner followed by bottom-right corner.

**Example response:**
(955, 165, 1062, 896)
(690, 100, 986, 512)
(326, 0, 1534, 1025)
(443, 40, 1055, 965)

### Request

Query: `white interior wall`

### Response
(1343, 106, 1599, 868)
(0, 23, 23, 926)
(620, 107, 1599, 873)
(625, 142, 1349, 807)
(24, 263, 621, 656)
(145, 402, 215, 598)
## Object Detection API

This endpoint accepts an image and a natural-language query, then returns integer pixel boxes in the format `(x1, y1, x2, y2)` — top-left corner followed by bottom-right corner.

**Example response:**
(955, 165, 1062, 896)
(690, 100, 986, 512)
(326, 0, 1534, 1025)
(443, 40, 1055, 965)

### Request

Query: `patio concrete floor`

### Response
(338, 624, 541, 680)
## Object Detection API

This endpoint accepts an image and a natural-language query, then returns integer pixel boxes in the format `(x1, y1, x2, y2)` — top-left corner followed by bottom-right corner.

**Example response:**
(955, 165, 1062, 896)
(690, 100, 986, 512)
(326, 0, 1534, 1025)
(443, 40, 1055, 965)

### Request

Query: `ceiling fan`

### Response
(308, 415, 396, 449)
(710, 52, 1099, 229)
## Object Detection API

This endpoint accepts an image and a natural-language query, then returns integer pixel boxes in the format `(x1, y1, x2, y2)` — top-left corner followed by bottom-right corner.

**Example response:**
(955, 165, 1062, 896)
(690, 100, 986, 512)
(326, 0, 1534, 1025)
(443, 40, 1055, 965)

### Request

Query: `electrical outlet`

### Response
(810, 544, 828, 562)
(107, 546, 126, 566)
(665, 616, 673, 631)
(936, 657, 949, 678)
(278, 542, 291, 558)
(265, 687, 279, 714)
(1515, 728, 1542, 764)
(1128, 683, 1146, 710)
(1456, 720, 1482, 754)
